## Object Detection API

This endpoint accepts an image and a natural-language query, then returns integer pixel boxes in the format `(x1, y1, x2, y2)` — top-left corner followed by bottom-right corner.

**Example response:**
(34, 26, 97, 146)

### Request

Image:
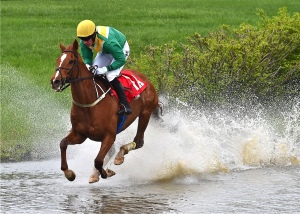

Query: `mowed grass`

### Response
(1, 0, 300, 161)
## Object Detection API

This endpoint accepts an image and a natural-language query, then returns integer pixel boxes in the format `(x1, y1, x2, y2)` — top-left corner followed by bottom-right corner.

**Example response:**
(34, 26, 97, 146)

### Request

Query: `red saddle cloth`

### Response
(111, 70, 148, 102)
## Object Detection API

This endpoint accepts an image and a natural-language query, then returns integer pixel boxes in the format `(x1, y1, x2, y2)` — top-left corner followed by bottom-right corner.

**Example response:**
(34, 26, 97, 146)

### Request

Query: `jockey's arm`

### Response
(79, 40, 93, 65)
(104, 41, 126, 71)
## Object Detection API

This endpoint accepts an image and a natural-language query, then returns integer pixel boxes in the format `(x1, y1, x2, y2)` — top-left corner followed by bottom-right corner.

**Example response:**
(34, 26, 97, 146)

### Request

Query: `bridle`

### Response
(55, 50, 111, 107)
(55, 50, 95, 91)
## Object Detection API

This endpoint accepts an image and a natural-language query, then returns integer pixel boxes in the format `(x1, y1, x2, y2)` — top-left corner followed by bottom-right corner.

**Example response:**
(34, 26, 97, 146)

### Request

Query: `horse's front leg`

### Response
(89, 135, 116, 183)
(60, 130, 86, 181)
(89, 145, 116, 183)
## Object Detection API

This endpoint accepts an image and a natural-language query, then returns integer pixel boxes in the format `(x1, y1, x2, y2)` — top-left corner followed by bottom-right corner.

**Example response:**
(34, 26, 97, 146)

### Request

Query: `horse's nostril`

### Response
(54, 80, 61, 86)
(52, 79, 62, 91)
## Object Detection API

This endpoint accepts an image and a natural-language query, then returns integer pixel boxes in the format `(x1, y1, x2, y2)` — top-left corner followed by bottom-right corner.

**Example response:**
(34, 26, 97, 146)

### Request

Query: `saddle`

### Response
(111, 70, 148, 102)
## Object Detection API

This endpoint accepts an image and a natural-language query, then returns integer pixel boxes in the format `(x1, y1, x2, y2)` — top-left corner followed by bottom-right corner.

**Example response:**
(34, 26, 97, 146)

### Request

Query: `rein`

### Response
(57, 50, 111, 107)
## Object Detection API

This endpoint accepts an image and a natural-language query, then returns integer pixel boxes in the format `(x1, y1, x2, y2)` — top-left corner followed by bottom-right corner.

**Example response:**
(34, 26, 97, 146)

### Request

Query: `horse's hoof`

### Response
(114, 156, 124, 165)
(89, 175, 100, 183)
(106, 168, 116, 177)
(64, 170, 76, 181)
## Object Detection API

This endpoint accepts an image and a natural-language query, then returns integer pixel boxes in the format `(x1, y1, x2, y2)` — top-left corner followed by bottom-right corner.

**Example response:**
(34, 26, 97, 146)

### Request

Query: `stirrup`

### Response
(118, 104, 132, 115)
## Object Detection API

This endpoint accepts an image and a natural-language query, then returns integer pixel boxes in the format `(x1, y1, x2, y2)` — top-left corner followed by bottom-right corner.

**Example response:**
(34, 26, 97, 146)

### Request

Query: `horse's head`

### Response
(51, 39, 80, 92)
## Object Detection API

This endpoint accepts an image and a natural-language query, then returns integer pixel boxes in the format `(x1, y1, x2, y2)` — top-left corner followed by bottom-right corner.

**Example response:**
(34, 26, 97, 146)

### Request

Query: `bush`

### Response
(131, 8, 300, 108)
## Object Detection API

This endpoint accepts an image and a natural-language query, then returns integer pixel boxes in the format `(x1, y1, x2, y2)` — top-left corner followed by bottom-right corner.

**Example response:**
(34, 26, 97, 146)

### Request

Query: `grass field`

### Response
(1, 0, 300, 161)
(2, 0, 300, 77)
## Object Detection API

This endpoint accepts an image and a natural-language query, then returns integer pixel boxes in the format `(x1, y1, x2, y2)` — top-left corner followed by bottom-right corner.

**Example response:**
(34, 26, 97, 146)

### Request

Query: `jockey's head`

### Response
(77, 20, 96, 42)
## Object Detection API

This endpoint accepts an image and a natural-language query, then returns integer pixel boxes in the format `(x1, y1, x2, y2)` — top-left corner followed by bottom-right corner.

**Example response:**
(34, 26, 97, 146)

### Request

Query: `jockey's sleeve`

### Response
(104, 40, 126, 71)
(79, 40, 93, 65)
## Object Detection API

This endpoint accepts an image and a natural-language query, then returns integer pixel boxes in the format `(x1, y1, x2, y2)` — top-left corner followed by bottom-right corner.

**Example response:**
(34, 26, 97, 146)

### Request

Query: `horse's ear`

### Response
(73, 39, 78, 51)
(60, 43, 66, 52)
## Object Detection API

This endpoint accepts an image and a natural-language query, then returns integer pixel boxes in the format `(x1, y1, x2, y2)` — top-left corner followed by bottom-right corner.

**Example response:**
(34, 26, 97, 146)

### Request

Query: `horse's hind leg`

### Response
(60, 130, 86, 181)
(114, 112, 152, 165)
(114, 142, 136, 165)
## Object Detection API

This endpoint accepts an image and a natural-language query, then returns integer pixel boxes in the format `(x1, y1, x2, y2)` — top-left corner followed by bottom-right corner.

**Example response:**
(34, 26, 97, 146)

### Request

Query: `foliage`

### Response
(132, 8, 300, 108)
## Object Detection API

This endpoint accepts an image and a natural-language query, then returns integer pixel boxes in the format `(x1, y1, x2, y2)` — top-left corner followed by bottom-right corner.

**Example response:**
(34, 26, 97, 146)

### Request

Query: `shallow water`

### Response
(1, 160, 299, 213)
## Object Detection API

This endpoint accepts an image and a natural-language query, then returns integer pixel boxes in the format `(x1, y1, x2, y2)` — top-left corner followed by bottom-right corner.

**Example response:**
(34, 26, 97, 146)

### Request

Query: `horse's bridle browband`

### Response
(56, 50, 95, 91)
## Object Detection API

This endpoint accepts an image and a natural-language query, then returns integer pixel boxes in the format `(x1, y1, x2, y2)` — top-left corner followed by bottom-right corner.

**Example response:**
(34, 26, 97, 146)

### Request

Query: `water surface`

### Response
(1, 160, 299, 213)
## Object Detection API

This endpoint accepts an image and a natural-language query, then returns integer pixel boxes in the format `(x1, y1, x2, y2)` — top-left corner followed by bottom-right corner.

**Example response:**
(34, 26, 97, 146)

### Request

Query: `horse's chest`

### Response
(70, 111, 95, 131)
(70, 110, 109, 137)
(71, 111, 89, 124)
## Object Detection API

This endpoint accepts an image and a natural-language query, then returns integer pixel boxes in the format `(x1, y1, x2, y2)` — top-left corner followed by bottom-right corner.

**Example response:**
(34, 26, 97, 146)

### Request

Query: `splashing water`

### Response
(1, 64, 71, 160)
(69, 96, 300, 184)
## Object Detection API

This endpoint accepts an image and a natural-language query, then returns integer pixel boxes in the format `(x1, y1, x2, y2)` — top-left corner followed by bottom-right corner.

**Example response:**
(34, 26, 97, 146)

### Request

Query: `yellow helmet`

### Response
(77, 20, 96, 37)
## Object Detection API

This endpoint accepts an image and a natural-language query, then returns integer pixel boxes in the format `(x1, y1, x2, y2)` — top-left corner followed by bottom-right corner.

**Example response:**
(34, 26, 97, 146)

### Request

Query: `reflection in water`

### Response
(61, 187, 175, 213)
(0, 160, 178, 213)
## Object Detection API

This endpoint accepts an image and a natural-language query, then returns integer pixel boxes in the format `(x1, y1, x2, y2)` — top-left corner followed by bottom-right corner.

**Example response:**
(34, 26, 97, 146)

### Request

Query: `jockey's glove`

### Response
(95, 67, 108, 75)
(86, 64, 98, 74)
(87, 65, 97, 74)
(85, 64, 91, 70)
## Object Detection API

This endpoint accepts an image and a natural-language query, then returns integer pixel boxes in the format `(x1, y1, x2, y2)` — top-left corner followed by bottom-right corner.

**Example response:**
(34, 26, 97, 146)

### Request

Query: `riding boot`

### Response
(110, 78, 132, 115)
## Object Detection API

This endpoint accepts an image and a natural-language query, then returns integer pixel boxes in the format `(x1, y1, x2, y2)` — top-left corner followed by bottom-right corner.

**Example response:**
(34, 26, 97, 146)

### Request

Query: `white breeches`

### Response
(93, 41, 130, 82)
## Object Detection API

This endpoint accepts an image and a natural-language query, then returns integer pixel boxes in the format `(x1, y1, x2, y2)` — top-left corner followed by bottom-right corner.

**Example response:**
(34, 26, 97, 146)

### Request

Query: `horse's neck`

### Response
(70, 64, 102, 103)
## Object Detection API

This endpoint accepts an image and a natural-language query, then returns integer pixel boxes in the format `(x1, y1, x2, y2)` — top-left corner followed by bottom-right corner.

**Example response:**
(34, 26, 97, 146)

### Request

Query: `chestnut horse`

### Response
(50, 39, 159, 183)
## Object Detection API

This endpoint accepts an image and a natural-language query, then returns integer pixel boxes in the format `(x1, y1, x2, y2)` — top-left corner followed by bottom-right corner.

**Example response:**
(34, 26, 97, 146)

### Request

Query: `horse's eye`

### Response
(69, 60, 74, 64)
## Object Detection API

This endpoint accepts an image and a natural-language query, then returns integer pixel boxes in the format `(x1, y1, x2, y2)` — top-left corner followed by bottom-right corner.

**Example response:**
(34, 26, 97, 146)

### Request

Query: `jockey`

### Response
(76, 20, 132, 115)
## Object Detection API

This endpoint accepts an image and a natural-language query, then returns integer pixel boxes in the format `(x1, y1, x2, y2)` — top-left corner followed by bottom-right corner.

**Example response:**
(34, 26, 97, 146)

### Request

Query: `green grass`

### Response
(2, 0, 300, 77)
(1, 0, 300, 161)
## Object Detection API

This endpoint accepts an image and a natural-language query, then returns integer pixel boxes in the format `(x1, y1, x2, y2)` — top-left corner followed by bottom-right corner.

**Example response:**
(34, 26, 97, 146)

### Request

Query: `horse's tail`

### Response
(152, 101, 164, 120)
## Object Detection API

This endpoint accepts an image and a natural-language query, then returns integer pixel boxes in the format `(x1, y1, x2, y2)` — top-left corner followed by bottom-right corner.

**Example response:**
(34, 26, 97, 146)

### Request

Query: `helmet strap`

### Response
(91, 32, 96, 42)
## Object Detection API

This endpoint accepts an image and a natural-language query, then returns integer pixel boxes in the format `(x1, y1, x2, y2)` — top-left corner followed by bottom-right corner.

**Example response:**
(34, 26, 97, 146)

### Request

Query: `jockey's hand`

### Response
(86, 64, 97, 74)
(95, 67, 108, 75)
(85, 64, 91, 70)
(87, 65, 98, 74)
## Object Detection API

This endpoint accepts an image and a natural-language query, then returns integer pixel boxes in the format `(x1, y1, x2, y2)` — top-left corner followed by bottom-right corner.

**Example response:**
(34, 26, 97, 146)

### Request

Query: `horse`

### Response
(50, 39, 160, 183)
